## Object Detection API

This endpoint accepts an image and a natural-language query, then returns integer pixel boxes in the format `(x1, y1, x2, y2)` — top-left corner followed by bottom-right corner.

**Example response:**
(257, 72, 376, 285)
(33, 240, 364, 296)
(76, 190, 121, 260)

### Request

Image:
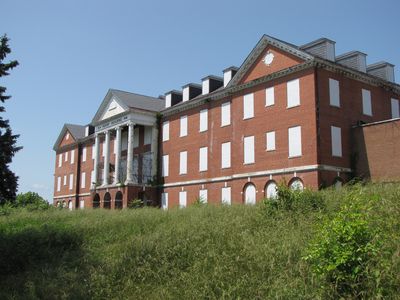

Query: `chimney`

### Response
(300, 38, 336, 61)
(223, 66, 239, 87)
(182, 83, 202, 102)
(165, 90, 183, 108)
(202, 75, 223, 95)
(367, 62, 395, 83)
(336, 51, 367, 72)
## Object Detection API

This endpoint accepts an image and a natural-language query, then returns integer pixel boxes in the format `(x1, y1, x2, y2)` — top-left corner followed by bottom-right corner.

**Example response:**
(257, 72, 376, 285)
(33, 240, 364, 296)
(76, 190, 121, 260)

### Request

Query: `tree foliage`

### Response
(0, 34, 21, 204)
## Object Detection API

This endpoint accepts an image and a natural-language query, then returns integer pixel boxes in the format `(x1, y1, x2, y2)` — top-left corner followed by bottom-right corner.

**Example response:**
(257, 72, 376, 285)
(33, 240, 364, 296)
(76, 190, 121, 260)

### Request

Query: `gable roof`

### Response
(53, 123, 86, 150)
(227, 34, 314, 88)
(92, 89, 165, 124)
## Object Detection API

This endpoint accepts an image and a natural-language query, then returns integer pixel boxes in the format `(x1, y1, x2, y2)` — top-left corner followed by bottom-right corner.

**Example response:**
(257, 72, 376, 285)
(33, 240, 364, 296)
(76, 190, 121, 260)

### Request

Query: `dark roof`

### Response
(110, 89, 165, 112)
(65, 124, 86, 140)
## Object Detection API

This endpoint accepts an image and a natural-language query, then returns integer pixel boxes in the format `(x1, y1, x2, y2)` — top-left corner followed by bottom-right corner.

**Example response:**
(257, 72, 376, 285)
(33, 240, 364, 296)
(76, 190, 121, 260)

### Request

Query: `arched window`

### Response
(104, 193, 111, 209)
(62, 201, 67, 208)
(93, 194, 100, 208)
(264, 180, 278, 199)
(115, 191, 123, 209)
(289, 178, 304, 191)
(244, 183, 256, 205)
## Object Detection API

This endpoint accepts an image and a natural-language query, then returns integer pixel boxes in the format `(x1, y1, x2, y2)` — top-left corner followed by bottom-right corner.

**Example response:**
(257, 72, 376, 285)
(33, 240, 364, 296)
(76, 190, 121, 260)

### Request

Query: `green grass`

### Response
(0, 183, 399, 299)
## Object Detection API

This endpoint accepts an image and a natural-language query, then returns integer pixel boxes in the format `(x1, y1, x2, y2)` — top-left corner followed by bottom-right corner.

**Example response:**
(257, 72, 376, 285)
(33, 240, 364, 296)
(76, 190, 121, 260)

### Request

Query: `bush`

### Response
(303, 188, 382, 298)
(15, 192, 50, 211)
(127, 198, 143, 209)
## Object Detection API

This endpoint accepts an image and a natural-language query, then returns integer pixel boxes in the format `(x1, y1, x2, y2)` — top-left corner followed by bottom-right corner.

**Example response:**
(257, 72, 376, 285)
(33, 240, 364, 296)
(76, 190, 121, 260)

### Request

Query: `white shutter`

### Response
(57, 177, 61, 192)
(266, 131, 276, 151)
(243, 93, 254, 119)
(144, 126, 152, 145)
(221, 187, 231, 205)
(81, 172, 86, 188)
(180, 116, 188, 137)
(221, 142, 231, 168)
(329, 78, 340, 107)
(58, 154, 62, 167)
(71, 150, 75, 164)
(362, 89, 372, 116)
(179, 151, 187, 174)
(69, 174, 74, 190)
(199, 109, 208, 132)
(161, 192, 168, 209)
(82, 147, 87, 162)
(265, 87, 275, 106)
(288, 126, 302, 157)
(162, 155, 169, 177)
(287, 79, 300, 108)
(199, 189, 208, 203)
(133, 127, 139, 147)
(331, 126, 342, 157)
(243, 136, 255, 164)
(162, 121, 170, 141)
(221, 102, 231, 127)
(179, 191, 187, 208)
(199, 147, 208, 172)
(391, 98, 399, 119)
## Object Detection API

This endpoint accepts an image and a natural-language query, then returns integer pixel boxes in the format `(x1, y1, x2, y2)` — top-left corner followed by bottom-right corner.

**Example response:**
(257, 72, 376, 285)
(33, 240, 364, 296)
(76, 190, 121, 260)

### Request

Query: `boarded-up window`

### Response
(391, 98, 399, 119)
(221, 102, 231, 127)
(329, 78, 340, 107)
(244, 136, 255, 164)
(199, 189, 208, 203)
(161, 193, 168, 209)
(221, 187, 231, 205)
(179, 151, 187, 175)
(221, 142, 231, 169)
(180, 116, 188, 137)
(162, 121, 169, 141)
(243, 93, 254, 119)
(162, 155, 169, 177)
(287, 79, 300, 108)
(199, 147, 208, 172)
(199, 109, 208, 132)
(362, 89, 372, 116)
(331, 126, 342, 157)
(266, 131, 276, 151)
(265, 87, 275, 106)
(179, 191, 187, 208)
(288, 126, 302, 157)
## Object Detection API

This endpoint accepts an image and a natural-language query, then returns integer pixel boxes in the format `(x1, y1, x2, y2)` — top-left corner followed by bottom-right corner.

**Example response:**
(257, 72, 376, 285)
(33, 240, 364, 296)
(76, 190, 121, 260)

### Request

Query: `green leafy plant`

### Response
(127, 198, 143, 209)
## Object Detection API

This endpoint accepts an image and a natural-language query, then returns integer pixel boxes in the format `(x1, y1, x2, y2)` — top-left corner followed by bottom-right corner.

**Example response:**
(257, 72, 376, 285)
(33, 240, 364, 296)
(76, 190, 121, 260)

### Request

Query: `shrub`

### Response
(127, 198, 143, 209)
(15, 192, 50, 211)
(303, 188, 382, 298)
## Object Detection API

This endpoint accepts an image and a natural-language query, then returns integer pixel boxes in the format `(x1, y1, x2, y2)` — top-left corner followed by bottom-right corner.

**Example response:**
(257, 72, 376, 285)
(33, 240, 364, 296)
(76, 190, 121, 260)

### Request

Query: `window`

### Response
(180, 115, 188, 137)
(66, 132, 70, 140)
(265, 181, 277, 199)
(221, 102, 231, 127)
(162, 121, 169, 141)
(57, 177, 61, 192)
(331, 126, 342, 157)
(144, 126, 152, 145)
(391, 98, 399, 119)
(290, 178, 304, 191)
(362, 89, 372, 116)
(162, 155, 169, 177)
(58, 154, 62, 167)
(92, 144, 96, 160)
(199, 189, 208, 203)
(70, 150, 75, 164)
(63, 175, 67, 186)
(221, 187, 231, 205)
(165, 94, 171, 108)
(161, 192, 168, 209)
(288, 126, 302, 157)
(82, 147, 87, 162)
(221, 142, 231, 169)
(69, 174, 73, 190)
(265, 87, 275, 106)
(199, 109, 208, 132)
(179, 151, 187, 175)
(243, 93, 254, 119)
(133, 128, 139, 147)
(287, 79, 300, 108)
(199, 147, 208, 172)
(179, 191, 187, 208)
(80, 200, 84, 209)
(81, 172, 86, 188)
(266, 131, 276, 151)
(243, 136, 255, 164)
(65, 151, 68, 162)
(329, 78, 340, 107)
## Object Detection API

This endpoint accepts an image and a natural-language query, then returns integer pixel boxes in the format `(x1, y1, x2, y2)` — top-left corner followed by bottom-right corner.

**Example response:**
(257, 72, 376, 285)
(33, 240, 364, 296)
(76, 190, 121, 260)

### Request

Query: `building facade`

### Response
(53, 35, 400, 209)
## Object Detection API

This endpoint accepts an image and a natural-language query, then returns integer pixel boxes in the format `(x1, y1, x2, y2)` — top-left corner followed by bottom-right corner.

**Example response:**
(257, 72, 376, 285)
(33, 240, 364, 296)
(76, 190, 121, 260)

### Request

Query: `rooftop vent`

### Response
(165, 90, 183, 108)
(182, 83, 202, 102)
(300, 38, 336, 61)
(367, 61, 395, 83)
(202, 75, 223, 95)
(336, 51, 367, 72)
(223, 66, 239, 87)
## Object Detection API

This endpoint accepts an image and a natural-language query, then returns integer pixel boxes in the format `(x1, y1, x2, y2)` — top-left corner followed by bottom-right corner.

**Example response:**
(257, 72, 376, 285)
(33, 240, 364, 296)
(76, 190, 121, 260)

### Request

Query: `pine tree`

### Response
(0, 34, 21, 204)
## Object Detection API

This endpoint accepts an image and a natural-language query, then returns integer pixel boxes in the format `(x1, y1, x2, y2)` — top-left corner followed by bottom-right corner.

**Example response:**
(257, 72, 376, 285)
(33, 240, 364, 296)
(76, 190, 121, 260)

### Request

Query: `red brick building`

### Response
(53, 35, 400, 209)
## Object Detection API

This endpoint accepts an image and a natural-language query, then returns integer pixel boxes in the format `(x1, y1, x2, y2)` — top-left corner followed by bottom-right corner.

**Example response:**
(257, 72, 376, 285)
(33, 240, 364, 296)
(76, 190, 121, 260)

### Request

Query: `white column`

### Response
(151, 126, 158, 178)
(125, 122, 135, 184)
(113, 126, 122, 184)
(102, 130, 110, 186)
(92, 133, 100, 188)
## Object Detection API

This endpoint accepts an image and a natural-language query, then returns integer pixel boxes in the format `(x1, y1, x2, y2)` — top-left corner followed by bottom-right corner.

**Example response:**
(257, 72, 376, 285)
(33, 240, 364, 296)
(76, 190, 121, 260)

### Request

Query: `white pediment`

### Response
(100, 98, 127, 121)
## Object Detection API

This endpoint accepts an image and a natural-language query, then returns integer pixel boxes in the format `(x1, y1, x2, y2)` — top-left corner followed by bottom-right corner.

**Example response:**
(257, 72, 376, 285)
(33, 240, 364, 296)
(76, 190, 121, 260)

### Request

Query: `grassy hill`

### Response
(0, 183, 399, 299)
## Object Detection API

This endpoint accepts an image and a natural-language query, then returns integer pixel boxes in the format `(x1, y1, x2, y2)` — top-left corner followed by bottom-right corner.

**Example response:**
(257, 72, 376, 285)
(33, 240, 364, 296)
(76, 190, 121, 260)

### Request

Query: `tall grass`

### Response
(0, 183, 399, 299)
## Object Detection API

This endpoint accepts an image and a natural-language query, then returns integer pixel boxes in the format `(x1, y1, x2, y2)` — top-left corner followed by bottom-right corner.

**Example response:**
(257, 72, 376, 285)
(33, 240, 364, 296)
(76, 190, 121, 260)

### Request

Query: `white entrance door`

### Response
(244, 184, 256, 205)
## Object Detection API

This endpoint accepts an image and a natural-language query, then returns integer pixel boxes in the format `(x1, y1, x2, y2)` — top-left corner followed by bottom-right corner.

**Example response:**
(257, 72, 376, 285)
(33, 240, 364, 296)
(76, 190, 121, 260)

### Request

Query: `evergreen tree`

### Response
(0, 34, 21, 204)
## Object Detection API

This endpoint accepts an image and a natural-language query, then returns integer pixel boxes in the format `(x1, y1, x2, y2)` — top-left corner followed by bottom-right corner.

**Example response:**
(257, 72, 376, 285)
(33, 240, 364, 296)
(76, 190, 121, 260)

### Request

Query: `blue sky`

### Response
(1, 0, 399, 201)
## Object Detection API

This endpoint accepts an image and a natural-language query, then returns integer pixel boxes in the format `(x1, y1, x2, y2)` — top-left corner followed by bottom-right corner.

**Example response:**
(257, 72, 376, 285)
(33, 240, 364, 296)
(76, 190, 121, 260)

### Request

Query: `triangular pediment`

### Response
(92, 90, 129, 124)
(227, 35, 314, 87)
